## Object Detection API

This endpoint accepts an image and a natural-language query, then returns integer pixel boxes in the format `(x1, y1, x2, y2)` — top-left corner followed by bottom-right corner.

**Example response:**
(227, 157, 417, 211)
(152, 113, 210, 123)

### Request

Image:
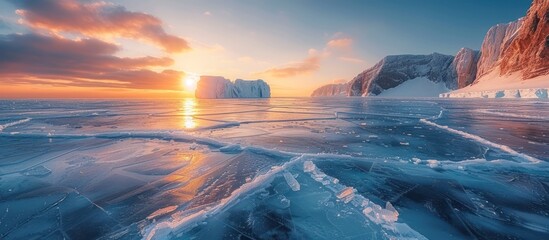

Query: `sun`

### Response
(182, 73, 200, 92)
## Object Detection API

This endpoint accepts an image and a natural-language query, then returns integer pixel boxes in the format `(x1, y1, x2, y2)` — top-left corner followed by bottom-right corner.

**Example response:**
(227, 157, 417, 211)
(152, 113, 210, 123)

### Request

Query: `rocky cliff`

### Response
(312, 0, 548, 98)
(313, 52, 475, 97)
(475, 19, 523, 79)
(453, 48, 481, 88)
(349, 53, 458, 96)
(499, 0, 549, 79)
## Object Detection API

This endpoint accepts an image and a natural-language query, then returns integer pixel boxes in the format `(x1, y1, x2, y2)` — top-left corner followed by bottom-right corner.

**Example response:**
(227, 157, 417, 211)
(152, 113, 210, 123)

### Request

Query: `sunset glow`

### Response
(0, 0, 531, 98)
(183, 73, 200, 93)
(181, 98, 197, 129)
(2, 1, 547, 239)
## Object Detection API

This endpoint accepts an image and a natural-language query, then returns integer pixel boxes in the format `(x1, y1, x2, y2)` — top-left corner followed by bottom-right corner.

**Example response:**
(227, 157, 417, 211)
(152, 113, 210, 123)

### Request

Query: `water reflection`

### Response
(182, 98, 197, 129)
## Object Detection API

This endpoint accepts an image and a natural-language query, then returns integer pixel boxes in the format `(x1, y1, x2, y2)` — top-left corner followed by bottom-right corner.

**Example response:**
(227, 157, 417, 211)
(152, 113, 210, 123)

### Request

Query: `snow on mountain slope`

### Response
(350, 53, 456, 96)
(440, 68, 549, 99)
(312, 53, 465, 97)
(377, 77, 450, 98)
(195, 76, 271, 99)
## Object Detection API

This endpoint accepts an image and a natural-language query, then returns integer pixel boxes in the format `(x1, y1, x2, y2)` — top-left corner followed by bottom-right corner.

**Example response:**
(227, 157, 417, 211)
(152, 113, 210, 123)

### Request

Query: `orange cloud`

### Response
(338, 56, 366, 64)
(327, 37, 353, 50)
(9, 0, 189, 53)
(259, 49, 321, 78)
(0, 34, 184, 90)
(259, 36, 358, 78)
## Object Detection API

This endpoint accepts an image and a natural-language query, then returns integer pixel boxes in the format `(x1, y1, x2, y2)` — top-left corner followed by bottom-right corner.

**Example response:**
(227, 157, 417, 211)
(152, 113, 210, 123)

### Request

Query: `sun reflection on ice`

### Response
(182, 98, 197, 129)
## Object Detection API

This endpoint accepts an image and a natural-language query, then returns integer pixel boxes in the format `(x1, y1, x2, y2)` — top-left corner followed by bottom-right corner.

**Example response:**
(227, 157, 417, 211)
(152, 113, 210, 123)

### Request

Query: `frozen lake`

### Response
(1, 98, 548, 239)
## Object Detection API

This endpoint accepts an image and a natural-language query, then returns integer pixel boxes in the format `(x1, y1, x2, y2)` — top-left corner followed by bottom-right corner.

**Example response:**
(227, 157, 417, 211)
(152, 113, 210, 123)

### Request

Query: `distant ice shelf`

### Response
(440, 88, 548, 99)
(439, 70, 549, 99)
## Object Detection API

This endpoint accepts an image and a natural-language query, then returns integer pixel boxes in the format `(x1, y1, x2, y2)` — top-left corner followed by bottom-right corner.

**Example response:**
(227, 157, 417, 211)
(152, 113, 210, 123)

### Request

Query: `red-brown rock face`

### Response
(453, 48, 480, 88)
(500, 0, 549, 79)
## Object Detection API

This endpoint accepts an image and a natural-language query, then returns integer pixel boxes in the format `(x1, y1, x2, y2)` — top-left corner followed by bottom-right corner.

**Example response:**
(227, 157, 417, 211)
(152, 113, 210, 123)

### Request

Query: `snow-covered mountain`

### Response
(313, 0, 548, 98)
(444, 0, 549, 98)
(312, 52, 472, 97)
(195, 76, 271, 99)
(348, 53, 458, 96)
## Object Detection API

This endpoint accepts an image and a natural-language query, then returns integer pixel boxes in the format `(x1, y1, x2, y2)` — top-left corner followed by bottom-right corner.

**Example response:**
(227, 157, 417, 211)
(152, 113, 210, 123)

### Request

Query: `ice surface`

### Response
(0, 98, 548, 240)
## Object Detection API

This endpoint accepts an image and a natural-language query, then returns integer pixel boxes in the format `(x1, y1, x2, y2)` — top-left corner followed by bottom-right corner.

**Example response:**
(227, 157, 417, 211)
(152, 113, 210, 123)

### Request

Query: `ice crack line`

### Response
(0, 118, 31, 131)
(303, 160, 428, 240)
(420, 118, 541, 163)
(142, 154, 307, 240)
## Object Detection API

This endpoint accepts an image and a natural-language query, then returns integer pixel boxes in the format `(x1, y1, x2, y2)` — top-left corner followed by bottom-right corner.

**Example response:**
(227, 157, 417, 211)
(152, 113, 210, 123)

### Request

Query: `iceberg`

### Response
(195, 76, 271, 99)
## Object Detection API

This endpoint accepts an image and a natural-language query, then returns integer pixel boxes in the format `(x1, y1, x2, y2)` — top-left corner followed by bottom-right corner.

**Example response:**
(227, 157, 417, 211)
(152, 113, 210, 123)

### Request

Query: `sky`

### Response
(0, 0, 531, 98)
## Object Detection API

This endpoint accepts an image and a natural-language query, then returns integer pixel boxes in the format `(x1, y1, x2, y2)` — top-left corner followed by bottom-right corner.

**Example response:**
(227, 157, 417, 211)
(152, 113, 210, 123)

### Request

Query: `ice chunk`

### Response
(426, 159, 439, 168)
(303, 161, 316, 172)
(219, 144, 243, 153)
(337, 187, 356, 203)
(283, 171, 300, 191)
(195, 76, 271, 99)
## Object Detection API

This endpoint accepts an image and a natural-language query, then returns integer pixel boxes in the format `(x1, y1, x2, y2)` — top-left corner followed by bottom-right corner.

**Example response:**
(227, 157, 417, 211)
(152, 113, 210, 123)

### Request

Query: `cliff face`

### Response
(311, 0, 548, 97)
(351, 53, 456, 96)
(313, 53, 461, 97)
(453, 48, 481, 88)
(310, 83, 349, 97)
(475, 19, 523, 79)
(499, 0, 549, 79)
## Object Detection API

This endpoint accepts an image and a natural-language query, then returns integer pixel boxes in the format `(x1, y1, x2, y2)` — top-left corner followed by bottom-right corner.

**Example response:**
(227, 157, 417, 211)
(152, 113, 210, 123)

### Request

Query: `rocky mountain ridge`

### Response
(312, 0, 548, 97)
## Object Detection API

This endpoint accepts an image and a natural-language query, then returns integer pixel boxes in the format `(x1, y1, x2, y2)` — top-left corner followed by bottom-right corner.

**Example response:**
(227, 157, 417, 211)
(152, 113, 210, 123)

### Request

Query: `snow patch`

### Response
(377, 77, 450, 98)
(441, 69, 549, 99)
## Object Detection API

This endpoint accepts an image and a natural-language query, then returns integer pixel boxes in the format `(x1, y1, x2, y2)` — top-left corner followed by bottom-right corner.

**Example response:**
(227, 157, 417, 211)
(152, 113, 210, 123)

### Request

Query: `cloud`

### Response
(204, 11, 211, 16)
(8, 0, 189, 53)
(326, 37, 353, 50)
(259, 36, 359, 78)
(259, 49, 321, 78)
(338, 56, 365, 64)
(0, 34, 184, 90)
